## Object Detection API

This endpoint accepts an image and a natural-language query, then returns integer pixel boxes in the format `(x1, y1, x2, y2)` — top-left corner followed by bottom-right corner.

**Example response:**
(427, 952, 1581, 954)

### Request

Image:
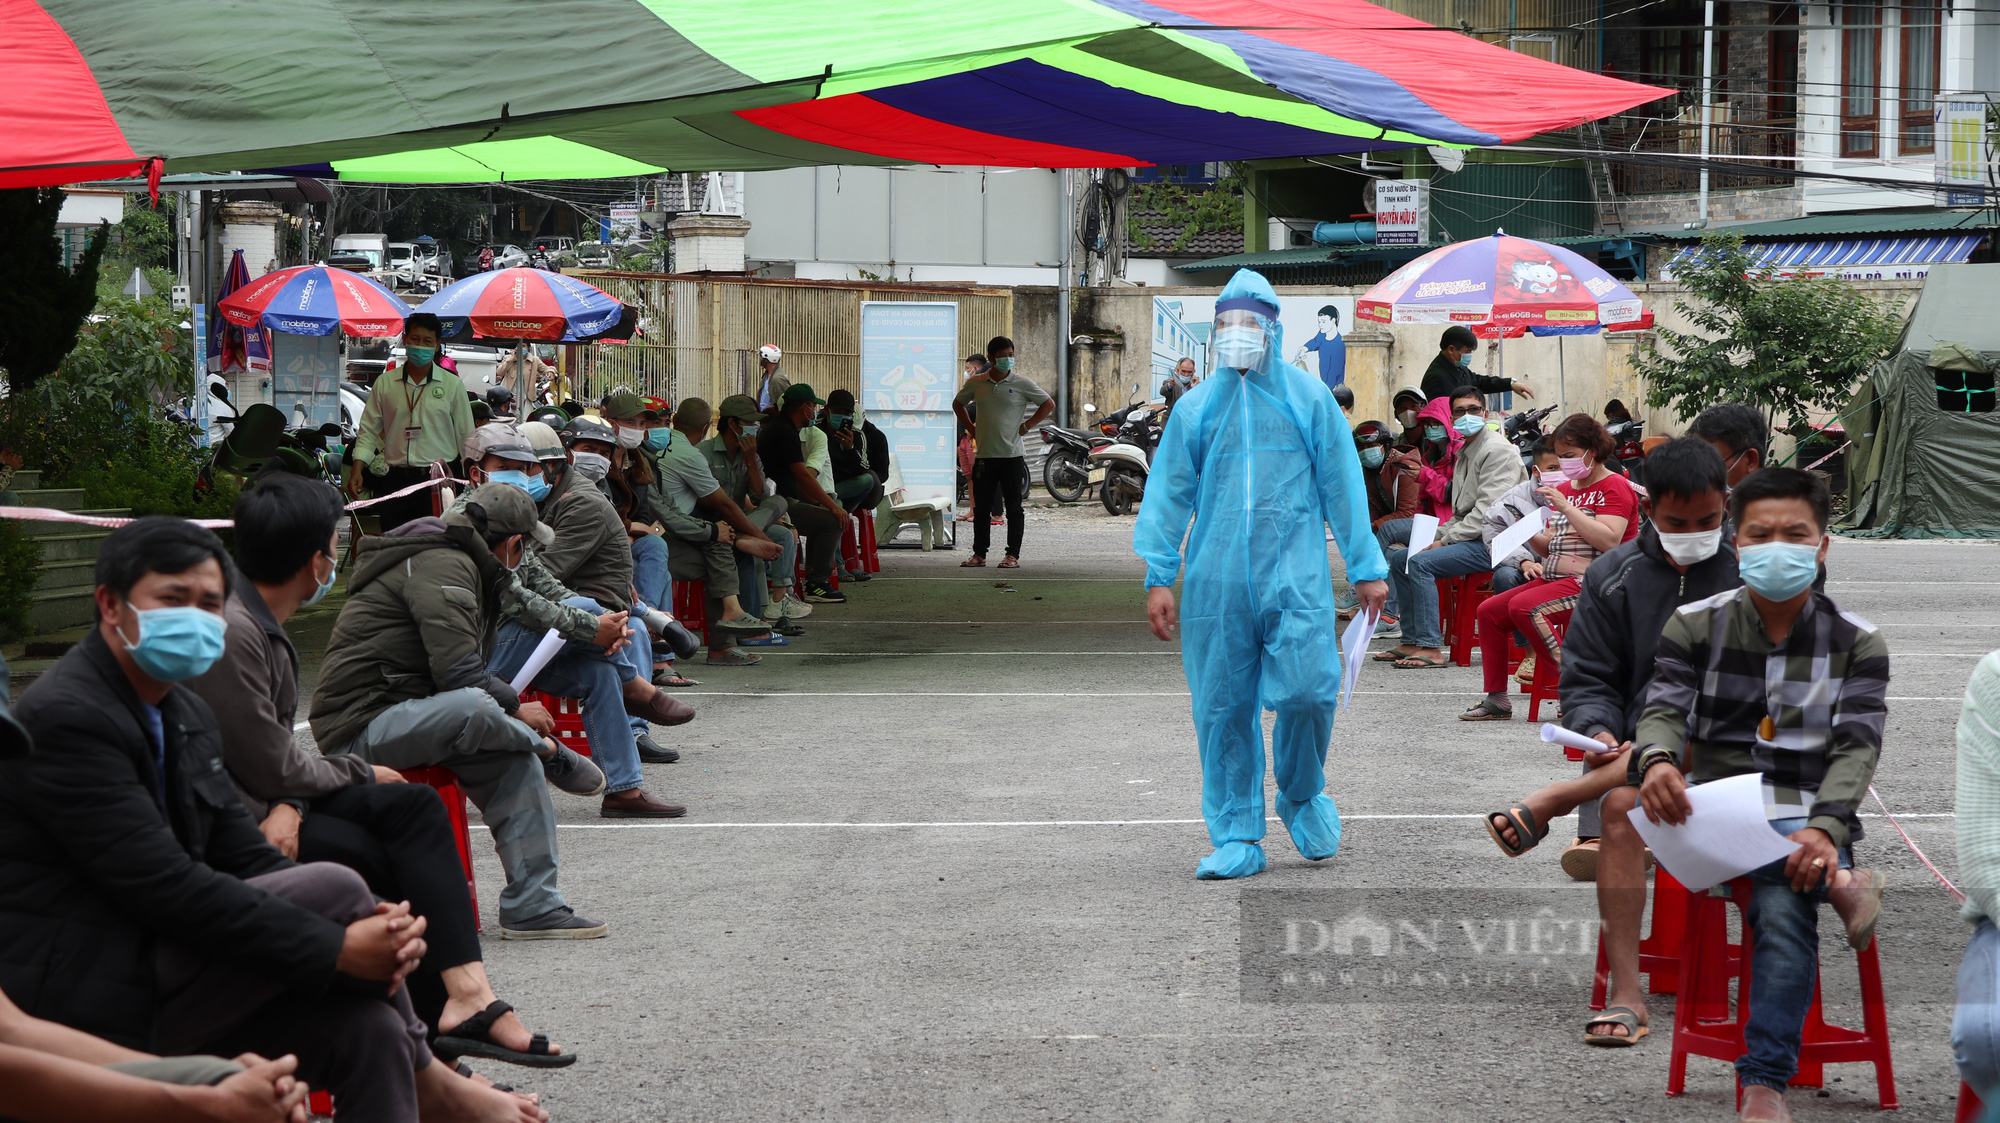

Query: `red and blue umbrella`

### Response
(218, 264, 412, 338)
(1357, 232, 1644, 336)
(207, 249, 272, 371)
(417, 268, 626, 342)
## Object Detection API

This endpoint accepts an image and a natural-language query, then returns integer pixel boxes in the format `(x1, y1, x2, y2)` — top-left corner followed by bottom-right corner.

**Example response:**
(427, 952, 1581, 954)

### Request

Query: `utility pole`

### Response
(1695, 0, 1715, 228)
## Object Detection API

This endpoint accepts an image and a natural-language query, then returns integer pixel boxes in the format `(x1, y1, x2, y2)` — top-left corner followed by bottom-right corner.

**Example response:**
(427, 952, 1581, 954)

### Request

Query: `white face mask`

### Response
(570, 450, 611, 483)
(1657, 527, 1723, 566)
(1213, 324, 1267, 371)
(614, 425, 645, 449)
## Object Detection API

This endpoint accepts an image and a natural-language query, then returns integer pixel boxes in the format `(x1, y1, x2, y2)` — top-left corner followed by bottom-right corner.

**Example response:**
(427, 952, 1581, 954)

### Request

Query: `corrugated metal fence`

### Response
(560, 273, 1015, 410)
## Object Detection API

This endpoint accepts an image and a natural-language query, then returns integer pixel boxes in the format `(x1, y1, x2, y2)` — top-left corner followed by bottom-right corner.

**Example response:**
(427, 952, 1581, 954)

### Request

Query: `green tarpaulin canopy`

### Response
(1839, 263, 2000, 538)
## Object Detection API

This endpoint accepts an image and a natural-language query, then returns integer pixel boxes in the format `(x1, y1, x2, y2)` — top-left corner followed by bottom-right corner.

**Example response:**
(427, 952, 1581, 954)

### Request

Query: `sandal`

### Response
(653, 669, 700, 688)
(1459, 699, 1514, 719)
(434, 1000, 576, 1068)
(1393, 654, 1449, 669)
(1483, 804, 1546, 857)
(704, 649, 761, 667)
(1583, 1006, 1650, 1047)
(1372, 646, 1416, 663)
(997, 556, 1020, 569)
(961, 555, 986, 567)
(454, 1061, 514, 1094)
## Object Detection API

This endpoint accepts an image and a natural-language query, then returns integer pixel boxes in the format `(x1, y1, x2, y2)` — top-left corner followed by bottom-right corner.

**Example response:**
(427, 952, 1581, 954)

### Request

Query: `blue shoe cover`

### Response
(1278, 794, 1342, 861)
(1195, 841, 1267, 880)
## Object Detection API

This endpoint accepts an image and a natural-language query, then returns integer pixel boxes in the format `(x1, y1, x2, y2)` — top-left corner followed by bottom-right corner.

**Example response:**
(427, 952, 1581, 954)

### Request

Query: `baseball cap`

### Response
(464, 424, 539, 465)
(562, 416, 618, 448)
(516, 420, 565, 460)
(449, 482, 554, 548)
(780, 382, 825, 409)
(826, 388, 856, 413)
(602, 388, 668, 422)
(716, 394, 761, 423)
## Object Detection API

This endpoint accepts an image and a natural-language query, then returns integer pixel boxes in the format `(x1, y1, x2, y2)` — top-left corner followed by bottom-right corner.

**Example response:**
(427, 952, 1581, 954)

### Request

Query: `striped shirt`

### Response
(1634, 586, 1889, 849)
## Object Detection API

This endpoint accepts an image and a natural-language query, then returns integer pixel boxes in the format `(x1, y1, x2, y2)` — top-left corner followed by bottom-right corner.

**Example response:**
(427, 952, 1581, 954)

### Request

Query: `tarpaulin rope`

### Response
(1869, 782, 1965, 903)
(0, 474, 464, 531)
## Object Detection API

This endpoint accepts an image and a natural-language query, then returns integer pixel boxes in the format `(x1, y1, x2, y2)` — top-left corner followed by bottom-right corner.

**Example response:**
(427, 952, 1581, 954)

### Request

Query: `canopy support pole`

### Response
(1057, 168, 1073, 426)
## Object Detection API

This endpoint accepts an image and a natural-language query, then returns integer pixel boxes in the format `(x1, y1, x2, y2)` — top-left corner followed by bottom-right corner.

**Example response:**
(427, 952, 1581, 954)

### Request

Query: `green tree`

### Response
(1127, 168, 1244, 253)
(0, 187, 110, 398)
(1634, 233, 1905, 430)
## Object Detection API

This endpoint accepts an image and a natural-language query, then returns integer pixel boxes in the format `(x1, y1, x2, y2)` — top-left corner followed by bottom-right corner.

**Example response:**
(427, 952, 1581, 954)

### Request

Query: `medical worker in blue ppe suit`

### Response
(1136, 270, 1390, 880)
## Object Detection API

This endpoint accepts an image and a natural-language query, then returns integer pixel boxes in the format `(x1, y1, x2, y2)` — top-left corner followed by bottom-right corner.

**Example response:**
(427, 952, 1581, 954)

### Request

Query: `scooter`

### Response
(1085, 383, 1161, 516)
(1039, 423, 1110, 504)
(1607, 417, 1648, 485)
(1504, 404, 1559, 472)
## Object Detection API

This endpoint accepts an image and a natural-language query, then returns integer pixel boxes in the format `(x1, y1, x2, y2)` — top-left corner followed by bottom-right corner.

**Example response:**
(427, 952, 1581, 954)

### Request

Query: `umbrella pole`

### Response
(1559, 336, 1566, 408)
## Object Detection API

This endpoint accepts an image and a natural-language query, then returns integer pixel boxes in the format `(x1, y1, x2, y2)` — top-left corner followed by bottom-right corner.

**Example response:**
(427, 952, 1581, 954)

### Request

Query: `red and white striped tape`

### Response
(0, 475, 465, 531)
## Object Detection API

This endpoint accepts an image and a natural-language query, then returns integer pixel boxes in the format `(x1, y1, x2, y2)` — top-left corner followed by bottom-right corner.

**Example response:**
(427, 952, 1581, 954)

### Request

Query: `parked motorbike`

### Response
(1039, 423, 1110, 504)
(1607, 416, 1647, 485)
(1085, 383, 1163, 516)
(1504, 404, 1559, 471)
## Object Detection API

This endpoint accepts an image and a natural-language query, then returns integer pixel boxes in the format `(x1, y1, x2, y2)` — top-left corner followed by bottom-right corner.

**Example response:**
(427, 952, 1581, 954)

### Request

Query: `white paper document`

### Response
(1625, 772, 1801, 889)
(1338, 610, 1378, 714)
(1402, 513, 1440, 572)
(1487, 507, 1546, 570)
(508, 628, 566, 696)
(1540, 723, 1607, 754)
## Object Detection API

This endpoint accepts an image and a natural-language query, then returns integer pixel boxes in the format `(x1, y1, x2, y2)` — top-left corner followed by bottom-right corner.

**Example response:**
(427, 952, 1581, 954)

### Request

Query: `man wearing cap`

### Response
(702, 394, 810, 624)
(755, 344, 789, 413)
(952, 335, 1053, 569)
(462, 425, 692, 813)
(311, 482, 612, 939)
(347, 312, 476, 532)
(821, 388, 886, 518)
(1420, 325, 1534, 403)
(758, 382, 850, 604)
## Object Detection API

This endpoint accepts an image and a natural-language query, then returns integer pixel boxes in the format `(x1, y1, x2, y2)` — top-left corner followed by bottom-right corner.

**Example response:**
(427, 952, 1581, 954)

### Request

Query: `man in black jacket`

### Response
(1480, 439, 1737, 1046)
(0, 518, 515, 1121)
(1418, 324, 1535, 402)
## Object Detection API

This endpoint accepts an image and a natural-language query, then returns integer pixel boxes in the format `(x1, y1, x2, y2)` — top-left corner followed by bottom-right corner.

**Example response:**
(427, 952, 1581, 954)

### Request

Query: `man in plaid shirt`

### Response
(1631, 467, 1887, 1123)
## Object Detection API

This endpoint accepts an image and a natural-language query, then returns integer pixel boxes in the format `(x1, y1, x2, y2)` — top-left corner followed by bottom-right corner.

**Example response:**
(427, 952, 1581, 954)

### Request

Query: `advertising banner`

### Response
(1936, 101, 1994, 208)
(860, 301, 959, 506)
(1372, 180, 1429, 246)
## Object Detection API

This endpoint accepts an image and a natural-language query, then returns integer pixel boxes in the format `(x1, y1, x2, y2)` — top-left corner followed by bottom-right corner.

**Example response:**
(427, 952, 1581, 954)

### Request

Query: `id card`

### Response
(404, 425, 423, 448)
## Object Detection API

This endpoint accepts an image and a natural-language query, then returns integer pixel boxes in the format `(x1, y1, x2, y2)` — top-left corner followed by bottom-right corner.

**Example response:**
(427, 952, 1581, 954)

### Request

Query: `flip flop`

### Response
(1393, 654, 1450, 669)
(1583, 1006, 1650, 1047)
(653, 669, 700, 688)
(997, 556, 1020, 569)
(960, 556, 987, 567)
(704, 650, 761, 667)
(434, 1000, 576, 1068)
(1372, 647, 1415, 663)
(1459, 699, 1515, 719)
(1483, 804, 1546, 857)
(737, 633, 789, 647)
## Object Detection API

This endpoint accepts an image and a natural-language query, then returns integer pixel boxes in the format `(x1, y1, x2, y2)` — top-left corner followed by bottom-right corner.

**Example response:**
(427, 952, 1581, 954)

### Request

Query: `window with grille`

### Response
(1936, 368, 1997, 413)
(1901, 0, 1941, 154)
(1841, 3, 1880, 158)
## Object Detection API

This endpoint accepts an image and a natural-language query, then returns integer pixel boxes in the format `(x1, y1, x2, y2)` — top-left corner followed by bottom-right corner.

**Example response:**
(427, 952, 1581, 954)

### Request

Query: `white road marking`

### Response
(471, 812, 1953, 830)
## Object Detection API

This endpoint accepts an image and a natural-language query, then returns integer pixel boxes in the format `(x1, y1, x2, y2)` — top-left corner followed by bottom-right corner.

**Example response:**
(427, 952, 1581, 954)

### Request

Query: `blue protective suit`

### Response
(1134, 270, 1389, 880)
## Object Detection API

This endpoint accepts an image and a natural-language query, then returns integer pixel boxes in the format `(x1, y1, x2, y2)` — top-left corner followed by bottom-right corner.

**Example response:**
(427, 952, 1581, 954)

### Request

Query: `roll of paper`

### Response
(1541, 722, 1608, 754)
(509, 628, 566, 696)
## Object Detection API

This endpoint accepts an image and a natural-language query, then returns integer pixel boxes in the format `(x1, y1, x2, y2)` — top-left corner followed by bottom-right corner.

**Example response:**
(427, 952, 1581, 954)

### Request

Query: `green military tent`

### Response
(1840, 262, 2000, 538)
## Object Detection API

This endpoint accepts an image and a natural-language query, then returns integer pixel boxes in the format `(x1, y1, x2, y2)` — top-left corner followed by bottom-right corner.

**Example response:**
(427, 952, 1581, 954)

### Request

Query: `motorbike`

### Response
(1085, 383, 1164, 516)
(1039, 423, 1110, 503)
(1504, 404, 1559, 472)
(1607, 417, 1647, 485)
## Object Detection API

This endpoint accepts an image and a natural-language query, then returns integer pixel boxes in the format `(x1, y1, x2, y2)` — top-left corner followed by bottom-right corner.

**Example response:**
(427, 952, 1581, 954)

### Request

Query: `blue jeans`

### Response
(632, 535, 674, 668)
(1374, 519, 1410, 618)
(1956, 919, 2000, 1100)
(1381, 533, 1491, 648)
(488, 597, 644, 795)
(1730, 816, 1853, 1092)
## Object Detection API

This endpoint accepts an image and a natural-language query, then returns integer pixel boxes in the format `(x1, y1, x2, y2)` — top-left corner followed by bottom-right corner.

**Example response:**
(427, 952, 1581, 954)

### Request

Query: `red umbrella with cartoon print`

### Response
(1356, 230, 1643, 335)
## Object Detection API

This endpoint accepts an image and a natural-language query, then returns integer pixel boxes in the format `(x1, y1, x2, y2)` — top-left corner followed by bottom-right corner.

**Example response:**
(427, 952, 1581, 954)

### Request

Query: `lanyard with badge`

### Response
(402, 371, 430, 451)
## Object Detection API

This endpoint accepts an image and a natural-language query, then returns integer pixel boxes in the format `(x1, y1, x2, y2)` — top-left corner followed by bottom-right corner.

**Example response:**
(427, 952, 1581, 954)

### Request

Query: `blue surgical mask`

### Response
(1737, 540, 1821, 601)
(1214, 325, 1267, 371)
(1423, 423, 1447, 442)
(1360, 446, 1385, 468)
(301, 554, 337, 608)
(406, 346, 437, 366)
(739, 423, 760, 441)
(1453, 413, 1485, 437)
(644, 428, 672, 451)
(486, 468, 536, 495)
(116, 605, 227, 682)
(522, 472, 551, 502)
(829, 413, 851, 428)
(993, 357, 1015, 373)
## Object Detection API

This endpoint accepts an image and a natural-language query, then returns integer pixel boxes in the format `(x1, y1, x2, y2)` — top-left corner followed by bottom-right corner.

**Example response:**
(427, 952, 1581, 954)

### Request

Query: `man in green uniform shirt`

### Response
(348, 312, 476, 530)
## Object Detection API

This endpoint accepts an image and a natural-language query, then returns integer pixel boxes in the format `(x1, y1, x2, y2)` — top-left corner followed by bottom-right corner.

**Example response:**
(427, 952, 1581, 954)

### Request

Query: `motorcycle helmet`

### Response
(758, 343, 782, 365)
(484, 385, 517, 411)
(1353, 420, 1395, 448)
(526, 405, 570, 430)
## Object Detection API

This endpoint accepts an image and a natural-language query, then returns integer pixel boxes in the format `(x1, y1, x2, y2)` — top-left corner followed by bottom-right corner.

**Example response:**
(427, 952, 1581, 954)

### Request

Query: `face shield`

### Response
(1210, 307, 1273, 374)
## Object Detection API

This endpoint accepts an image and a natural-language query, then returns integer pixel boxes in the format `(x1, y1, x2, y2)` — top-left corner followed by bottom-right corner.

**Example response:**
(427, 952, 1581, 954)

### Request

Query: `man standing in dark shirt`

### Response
(1419, 325, 1535, 402)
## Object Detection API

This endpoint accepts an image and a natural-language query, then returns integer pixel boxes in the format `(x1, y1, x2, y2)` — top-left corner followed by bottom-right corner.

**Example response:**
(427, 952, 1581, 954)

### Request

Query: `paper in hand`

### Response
(1625, 772, 1801, 890)
(1338, 610, 1378, 714)
(508, 628, 567, 696)
(1541, 723, 1608, 753)
(1488, 507, 1547, 570)
(1403, 514, 1440, 572)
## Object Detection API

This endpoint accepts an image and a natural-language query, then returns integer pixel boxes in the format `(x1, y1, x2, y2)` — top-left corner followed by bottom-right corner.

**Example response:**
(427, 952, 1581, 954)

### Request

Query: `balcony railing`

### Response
(1601, 116, 1797, 195)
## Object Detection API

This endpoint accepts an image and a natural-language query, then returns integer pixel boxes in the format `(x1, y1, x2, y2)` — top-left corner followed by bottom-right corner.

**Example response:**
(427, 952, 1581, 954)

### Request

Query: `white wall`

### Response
(742, 165, 1064, 274)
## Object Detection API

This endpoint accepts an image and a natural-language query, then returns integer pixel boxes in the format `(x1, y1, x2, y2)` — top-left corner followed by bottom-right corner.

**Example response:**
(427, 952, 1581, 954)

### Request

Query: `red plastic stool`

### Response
(1591, 869, 1699, 1010)
(526, 689, 591, 757)
(672, 579, 707, 643)
(397, 766, 479, 932)
(1959, 1081, 1984, 1123)
(857, 510, 881, 573)
(840, 516, 861, 573)
(308, 1089, 334, 1117)
(1667, 878, 1899, 1109)
(1524, 621, 1566, 722)
(1446, 573, 1492, 667)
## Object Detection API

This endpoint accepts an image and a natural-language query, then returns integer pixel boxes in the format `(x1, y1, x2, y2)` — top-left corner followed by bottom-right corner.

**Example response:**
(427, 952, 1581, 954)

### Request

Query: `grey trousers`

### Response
(330, 688, 565, 926)
(154, 863, 430, 1122)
